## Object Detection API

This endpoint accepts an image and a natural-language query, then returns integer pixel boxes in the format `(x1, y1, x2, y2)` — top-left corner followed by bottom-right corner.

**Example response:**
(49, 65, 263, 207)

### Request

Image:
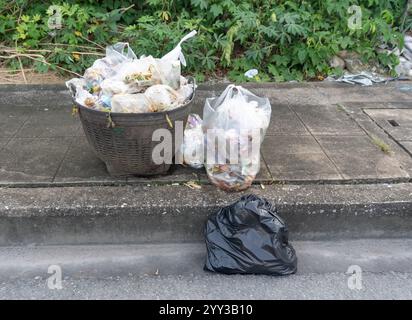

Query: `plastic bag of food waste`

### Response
(74, 87, 97, 108)
(144, 84, 183, 112)
(157, 30, 197, 89)
(72, 87, 110, 111)
(113, 56, 162, 89)
(111, 94, 151, 113)
(182, 114, 204, 168)
(203, 84, 271, 191)
(83, 43, 137, 89)
(204, 194, 297, 276)
(100, 78, 140, 96)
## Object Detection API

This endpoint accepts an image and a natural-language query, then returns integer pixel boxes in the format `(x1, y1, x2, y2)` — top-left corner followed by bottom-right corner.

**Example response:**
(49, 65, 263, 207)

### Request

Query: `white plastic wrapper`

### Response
(111, 94, 151, 113)
(203, 85, 271, 191)
(182, 114, 204, 169)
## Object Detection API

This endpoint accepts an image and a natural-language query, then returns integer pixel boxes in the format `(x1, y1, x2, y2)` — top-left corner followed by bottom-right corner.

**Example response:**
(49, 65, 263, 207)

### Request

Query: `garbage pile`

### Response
(182, 85, 271, 191)
(66, 31, 197, 113)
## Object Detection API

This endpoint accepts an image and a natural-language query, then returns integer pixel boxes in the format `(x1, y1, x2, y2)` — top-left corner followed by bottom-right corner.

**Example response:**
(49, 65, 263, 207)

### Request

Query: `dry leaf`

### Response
(184, 180, 202, 190)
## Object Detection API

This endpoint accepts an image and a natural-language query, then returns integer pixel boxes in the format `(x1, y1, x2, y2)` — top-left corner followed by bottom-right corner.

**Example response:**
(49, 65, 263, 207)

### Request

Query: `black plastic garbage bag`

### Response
(204, 194, 297, 275)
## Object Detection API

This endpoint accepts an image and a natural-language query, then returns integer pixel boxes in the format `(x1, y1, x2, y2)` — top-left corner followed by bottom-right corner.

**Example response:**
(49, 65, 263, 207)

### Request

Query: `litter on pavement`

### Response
(327, 71, 389, 86)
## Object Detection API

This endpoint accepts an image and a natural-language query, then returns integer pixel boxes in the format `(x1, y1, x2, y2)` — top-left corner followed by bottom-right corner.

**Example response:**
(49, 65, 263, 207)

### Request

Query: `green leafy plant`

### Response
(0, 0, 407, 82)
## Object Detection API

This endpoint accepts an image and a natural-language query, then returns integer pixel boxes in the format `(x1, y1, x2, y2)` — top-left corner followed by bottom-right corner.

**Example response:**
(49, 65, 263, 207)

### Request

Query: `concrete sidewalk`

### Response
(0, 82, 412, 186)
(1, 82, 412, 299)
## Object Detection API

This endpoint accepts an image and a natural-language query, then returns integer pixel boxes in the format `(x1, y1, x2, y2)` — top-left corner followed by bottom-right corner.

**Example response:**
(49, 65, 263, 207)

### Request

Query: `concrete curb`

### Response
(1, 183, 412, 245)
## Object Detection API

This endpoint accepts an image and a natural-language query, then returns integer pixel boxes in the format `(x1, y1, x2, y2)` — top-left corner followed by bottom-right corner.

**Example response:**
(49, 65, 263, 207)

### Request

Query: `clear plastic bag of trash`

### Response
(182, 114, 204, 168)
(203, 85, 271, 191)
(204, 194, 297, 276)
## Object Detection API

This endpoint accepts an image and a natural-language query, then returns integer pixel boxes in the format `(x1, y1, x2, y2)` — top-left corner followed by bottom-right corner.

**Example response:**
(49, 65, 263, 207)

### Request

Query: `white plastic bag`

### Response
(182, 114, 204, 169)
(156, 30, 197, 89)
(203, 85, 271, 191)
(161, 30, 197, 67)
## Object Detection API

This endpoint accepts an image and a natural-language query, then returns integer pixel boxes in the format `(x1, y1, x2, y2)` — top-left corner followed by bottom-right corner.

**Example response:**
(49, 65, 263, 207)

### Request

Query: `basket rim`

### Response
(75, 90, 194, 118)
(73, 77, 196, 118)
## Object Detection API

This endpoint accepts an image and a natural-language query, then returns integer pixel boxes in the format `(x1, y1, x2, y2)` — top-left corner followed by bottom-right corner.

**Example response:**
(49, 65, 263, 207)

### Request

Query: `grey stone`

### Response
(258, 86, 326, 105)
(0, 87, 71, 107)
(0, 83, 412, 186)
(330, 55, 345, 69)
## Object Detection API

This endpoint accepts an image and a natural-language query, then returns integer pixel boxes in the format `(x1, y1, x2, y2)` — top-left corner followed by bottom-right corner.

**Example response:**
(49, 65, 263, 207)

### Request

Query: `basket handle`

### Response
(67, 82, 78, 98)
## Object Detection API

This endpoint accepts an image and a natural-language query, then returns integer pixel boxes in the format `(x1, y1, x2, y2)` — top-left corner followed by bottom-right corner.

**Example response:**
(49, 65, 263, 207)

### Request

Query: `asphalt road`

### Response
(1, 240, 411, 300)
(1, 272, 411, 300)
